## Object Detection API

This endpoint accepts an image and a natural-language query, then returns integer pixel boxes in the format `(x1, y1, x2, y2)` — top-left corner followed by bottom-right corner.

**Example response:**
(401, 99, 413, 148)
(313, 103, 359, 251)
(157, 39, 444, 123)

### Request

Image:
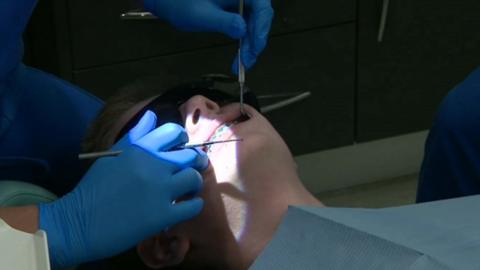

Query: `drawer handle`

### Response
(377, 0, 390, 42)
(120, 9, 158, 20)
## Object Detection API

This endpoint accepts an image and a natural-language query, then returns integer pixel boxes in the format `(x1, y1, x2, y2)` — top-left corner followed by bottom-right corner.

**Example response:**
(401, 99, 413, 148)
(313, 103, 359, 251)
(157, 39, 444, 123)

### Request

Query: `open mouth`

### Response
(205, 114, 250, 152)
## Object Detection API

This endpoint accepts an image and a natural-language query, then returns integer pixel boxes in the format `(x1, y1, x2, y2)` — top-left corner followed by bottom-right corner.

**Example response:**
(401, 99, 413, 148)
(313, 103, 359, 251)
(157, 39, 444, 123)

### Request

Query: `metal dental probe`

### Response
(78, 139, 244, 160)
(238, 0, 246, 115)
(183, 138, 243, 149)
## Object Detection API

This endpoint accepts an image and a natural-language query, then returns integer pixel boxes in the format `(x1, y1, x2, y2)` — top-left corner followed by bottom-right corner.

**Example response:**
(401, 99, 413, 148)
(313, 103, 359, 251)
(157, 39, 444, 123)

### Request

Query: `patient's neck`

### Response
(221, 169, 322, 269)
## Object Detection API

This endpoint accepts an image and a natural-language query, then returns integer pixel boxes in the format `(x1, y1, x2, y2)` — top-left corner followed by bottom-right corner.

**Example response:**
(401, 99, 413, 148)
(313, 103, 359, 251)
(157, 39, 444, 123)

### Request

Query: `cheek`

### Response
(179, 172, 232, 240)
(238, 132, 295, 175)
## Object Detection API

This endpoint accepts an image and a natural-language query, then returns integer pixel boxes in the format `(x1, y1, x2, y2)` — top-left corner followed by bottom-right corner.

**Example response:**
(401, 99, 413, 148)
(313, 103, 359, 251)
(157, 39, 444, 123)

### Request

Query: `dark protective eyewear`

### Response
(115, 79, 259, 142)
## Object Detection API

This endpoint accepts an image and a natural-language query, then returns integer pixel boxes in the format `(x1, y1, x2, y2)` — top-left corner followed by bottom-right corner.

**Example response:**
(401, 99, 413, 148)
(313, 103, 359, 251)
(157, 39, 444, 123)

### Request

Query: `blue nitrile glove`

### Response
(143, 0, 274, 73)
(39, 111, 208, 269)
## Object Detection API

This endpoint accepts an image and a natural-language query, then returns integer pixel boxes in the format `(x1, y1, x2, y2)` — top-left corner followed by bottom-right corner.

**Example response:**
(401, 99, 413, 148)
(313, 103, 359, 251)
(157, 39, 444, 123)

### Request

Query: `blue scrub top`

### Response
(0, 0, 104, 195)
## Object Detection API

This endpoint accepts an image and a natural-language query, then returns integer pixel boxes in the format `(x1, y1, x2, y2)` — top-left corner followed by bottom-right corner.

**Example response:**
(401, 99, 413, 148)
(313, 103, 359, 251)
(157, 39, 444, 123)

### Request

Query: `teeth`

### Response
(206, 121, 237, 152)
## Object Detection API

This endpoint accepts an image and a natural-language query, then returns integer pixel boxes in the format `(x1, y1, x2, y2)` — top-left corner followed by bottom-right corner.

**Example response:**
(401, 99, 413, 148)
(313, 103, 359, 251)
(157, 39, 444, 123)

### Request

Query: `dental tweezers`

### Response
(78, 139, 243, 160)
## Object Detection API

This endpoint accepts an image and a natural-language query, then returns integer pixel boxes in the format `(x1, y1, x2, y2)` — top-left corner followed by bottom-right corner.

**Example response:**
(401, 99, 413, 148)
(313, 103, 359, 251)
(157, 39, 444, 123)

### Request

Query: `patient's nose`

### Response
(183, 95, 221, 134)
(184, 95, 221, 123)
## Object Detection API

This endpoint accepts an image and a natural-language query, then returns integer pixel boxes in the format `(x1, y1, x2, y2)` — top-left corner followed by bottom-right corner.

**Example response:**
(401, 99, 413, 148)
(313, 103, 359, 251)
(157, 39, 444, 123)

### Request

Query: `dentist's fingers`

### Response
(249, 0, 274, 56)
(156, 148, 209, 171)
(136, 123, 189, 152)
(166, 1, 247, 39)
(129, 110, 157, 142)
(170, 167, 203, 200)
(171, 197, 204, 224)
(189, 3, 247, 38)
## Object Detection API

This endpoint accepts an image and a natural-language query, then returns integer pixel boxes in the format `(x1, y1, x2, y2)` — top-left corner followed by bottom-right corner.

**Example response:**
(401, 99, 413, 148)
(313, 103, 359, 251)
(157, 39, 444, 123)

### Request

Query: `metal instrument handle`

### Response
(261, 91, 312, 114)
(120, 10, 157, 20)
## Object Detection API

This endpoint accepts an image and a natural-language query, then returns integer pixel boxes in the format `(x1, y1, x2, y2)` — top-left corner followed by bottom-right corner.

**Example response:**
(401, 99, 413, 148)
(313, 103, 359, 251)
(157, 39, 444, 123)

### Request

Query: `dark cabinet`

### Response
(357, 0, 480, 141)
(68, 0, 355, 69)
(250, 25, 355, 154)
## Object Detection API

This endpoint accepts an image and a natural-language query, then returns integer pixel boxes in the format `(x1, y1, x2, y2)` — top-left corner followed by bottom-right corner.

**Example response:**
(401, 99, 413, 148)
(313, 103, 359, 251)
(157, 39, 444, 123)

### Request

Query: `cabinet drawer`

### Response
(74, 24, 355, 155)
(357, 0, 480, 142)
(68, 0, 355, 69)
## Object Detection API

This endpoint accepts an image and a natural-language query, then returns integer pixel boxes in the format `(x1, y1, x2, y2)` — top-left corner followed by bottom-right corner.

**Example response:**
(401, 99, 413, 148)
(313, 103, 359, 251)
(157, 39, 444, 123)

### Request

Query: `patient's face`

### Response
(116, 95, 299, 269)
(179, 95, 296, 193)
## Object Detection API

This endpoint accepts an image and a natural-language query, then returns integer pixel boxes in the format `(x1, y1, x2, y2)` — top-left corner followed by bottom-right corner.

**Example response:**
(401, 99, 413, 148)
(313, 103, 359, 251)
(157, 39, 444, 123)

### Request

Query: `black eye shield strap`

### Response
(115, 83, 259, 143)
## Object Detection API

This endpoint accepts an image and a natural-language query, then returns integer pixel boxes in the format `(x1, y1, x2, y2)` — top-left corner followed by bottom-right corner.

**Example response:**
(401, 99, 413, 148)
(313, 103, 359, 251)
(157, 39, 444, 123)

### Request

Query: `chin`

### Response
(208, 148, 240, 185)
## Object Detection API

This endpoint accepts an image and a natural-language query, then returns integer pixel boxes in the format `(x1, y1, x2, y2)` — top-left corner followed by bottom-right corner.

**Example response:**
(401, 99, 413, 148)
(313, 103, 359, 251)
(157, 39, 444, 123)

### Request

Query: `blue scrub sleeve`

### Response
(0, 0, 104, 195)
(0, 65, 104, 195)
(0, 0, 37, 82)
(417, 67, 480, 203)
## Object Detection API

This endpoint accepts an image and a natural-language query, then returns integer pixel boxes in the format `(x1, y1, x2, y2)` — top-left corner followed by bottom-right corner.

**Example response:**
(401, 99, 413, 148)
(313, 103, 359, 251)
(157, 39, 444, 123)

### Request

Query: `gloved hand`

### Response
(143, 0, 274, 73)
(39, 111, 208, 269)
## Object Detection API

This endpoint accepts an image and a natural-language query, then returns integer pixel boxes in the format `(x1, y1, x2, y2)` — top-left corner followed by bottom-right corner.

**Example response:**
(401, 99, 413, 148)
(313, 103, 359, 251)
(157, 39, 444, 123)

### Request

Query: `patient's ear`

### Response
(137, 233, 190, 269)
